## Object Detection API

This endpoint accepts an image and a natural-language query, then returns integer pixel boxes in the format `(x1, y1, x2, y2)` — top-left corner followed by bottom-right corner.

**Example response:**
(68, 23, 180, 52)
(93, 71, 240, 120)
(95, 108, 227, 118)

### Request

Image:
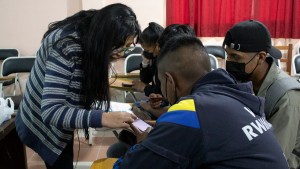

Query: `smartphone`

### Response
(122, 82, 133, 87)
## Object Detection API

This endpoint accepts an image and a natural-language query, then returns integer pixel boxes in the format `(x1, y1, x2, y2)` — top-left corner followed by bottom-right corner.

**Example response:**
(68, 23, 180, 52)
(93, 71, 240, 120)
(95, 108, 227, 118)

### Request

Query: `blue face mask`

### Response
(226, 53, 259, 82)
(143, 51, 155, 60)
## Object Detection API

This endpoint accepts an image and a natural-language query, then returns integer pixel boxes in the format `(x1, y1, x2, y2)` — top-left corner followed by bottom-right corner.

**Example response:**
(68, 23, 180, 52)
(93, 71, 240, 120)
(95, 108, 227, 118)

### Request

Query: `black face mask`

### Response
(143, 51, 155, 60)
(226, 53, 259, 82)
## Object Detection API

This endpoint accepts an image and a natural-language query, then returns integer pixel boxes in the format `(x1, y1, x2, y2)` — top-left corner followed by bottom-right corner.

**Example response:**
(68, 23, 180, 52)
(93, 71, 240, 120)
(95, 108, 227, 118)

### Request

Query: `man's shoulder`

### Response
(157, 98, 200, 129)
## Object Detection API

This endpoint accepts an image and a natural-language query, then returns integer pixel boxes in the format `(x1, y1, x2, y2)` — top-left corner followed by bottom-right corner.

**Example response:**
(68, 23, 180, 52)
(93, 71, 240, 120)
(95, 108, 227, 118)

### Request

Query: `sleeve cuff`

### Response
(89, 110, 103, 128)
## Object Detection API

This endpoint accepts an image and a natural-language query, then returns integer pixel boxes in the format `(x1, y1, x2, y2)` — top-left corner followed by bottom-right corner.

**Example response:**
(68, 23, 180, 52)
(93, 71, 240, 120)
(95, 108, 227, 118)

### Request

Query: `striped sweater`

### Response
(15, 25, 103, 165)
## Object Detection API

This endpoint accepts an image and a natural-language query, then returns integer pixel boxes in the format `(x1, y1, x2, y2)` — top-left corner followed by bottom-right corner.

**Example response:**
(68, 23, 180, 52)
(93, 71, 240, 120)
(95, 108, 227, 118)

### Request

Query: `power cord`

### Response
(73, 129, 80, 169)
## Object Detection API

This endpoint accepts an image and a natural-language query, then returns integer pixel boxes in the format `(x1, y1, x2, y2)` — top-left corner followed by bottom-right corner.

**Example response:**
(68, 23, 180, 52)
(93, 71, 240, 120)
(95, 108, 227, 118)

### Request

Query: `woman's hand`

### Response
(101, 112, 137, 129)
(130, 123, 152, 143)
(132, 80, 147, 92)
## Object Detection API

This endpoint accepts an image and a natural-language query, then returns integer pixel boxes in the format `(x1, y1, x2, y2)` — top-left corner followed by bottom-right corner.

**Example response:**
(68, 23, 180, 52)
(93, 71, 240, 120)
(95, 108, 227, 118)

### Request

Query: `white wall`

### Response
(82, 0, 166, 30)
(0, 0, 70, 55)
(1, 0, 299, 59)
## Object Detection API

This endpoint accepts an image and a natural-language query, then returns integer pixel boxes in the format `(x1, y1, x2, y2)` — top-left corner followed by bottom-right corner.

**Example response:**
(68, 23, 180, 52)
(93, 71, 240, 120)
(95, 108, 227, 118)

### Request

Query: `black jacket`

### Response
(114, 69, 289, 169)
(139, 58, 161, 96)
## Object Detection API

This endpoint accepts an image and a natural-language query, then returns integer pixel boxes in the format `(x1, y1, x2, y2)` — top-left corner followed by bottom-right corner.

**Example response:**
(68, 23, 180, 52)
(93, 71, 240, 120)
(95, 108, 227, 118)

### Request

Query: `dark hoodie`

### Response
(114, 69, 289, 169)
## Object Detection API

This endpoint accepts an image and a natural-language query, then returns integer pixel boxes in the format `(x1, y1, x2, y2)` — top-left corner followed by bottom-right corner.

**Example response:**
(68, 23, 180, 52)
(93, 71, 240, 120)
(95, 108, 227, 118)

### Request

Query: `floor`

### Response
(26, 129, 120, 169)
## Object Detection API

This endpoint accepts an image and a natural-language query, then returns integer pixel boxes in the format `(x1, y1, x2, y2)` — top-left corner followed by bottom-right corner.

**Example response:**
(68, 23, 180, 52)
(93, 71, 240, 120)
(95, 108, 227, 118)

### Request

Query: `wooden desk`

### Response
(0, 76, 15, 83)
(110, 78, 135, 92)
(0, 117, 28, 169)
(0, 76, 15, 97)
(110, 78, 140, 101)
(111, 73, 140, 79)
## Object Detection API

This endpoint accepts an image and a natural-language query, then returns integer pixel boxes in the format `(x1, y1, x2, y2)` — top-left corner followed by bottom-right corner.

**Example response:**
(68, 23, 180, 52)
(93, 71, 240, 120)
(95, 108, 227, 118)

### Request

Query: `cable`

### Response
(73, 129, 80, 169)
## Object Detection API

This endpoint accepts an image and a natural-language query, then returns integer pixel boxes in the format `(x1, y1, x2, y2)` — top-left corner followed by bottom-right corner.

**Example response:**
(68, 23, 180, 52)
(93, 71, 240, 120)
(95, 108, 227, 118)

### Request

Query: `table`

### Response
(0, 76, 15, 83)
(110, 78, 135, 92)
(111, 73, 140, 78)
(0, 76, 15, 97)
(0, 116, 28, 169)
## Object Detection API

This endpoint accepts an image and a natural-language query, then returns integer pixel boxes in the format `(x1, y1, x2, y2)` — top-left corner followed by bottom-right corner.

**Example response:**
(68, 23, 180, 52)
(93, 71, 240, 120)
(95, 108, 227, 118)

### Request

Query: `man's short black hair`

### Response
(158, 35, 205, 64)
(157, 35, 211, 81)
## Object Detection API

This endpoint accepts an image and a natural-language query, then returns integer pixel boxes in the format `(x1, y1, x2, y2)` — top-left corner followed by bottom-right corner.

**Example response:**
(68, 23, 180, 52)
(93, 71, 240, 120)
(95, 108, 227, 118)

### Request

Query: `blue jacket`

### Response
(114, 69, 289, 169)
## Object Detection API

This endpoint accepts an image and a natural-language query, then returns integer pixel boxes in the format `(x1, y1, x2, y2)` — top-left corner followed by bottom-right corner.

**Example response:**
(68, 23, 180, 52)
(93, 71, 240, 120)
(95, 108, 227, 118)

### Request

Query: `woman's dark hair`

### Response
(139, 22, 164, 45)
(158, 24, 196, 48)
(43, 3, 141, 111)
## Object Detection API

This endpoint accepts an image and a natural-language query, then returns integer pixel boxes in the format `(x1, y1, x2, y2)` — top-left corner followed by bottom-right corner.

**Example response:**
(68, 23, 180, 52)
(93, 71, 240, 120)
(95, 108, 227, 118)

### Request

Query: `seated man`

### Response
(224, 20, 300, 168)
(113, 35, 289, 169)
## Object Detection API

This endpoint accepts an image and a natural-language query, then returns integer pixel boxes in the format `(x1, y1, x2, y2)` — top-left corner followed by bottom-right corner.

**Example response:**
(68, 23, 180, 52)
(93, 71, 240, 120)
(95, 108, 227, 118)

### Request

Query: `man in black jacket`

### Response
(113, 35, 289, 169)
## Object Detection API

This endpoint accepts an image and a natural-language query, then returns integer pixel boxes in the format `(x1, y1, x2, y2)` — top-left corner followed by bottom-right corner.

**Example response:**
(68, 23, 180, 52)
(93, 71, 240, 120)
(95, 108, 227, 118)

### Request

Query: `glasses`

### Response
(111, 46, 135, 55)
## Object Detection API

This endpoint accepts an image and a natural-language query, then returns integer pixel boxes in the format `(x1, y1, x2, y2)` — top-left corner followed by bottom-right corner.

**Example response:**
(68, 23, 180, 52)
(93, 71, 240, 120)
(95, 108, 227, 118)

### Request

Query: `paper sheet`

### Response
(109, 102, 151, 132)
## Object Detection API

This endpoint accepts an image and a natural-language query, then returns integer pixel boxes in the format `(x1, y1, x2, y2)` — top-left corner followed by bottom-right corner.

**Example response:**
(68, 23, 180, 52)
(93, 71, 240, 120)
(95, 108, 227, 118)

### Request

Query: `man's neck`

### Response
(251, 62, 270, 94)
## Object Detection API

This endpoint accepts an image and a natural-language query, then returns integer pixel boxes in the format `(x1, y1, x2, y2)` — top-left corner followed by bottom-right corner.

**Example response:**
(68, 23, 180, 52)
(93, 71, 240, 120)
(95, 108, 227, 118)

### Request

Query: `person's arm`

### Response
(40, 38, 135, 129)
(139, 63, 154, 84)
(113, 123, 199, 169)
(268, 90, 300, 160)
(114, 99, 203, 169)
(143, 84, 157, 96)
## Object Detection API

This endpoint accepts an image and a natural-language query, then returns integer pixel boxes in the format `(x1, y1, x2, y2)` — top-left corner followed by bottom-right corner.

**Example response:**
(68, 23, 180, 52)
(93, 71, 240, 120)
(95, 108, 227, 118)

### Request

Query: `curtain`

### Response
(166, 0, 300, 38)
(252, 0, 300, 38)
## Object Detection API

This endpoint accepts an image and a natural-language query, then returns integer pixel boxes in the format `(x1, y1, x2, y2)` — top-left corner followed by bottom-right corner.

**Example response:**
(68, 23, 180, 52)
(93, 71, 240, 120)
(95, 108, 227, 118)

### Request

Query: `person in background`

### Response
(224, 20, 300, 169)
(113, 35, 289, 169)
(134, 24, 197, 119)
(106, 24, 197, 159)
(131, 22, 165, 120)
(15, 3, 139, 169)
(132, 22, 164, 98)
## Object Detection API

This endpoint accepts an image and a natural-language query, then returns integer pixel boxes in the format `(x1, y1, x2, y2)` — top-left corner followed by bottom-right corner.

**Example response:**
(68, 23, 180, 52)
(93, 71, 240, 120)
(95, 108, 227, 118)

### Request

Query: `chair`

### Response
(91, 158, 118, 169)
(292, 54, 300, 76)
(208, 54, 219, 70)
(0, 56, 36, 109)
(124, 46, 143, 58)
(124, 54, 143, 75)
(205, 46, 226, 68)
(204, 46, 226, 59)
(274, 44, 293, 75)
(123, 54, 144, 102)
(0, 49, 19, 60)
(0, 49, 20, 88)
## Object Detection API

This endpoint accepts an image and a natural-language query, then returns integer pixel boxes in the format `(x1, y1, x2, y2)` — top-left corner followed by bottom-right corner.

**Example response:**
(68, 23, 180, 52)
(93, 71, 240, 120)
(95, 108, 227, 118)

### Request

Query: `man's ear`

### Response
(258, 51, 267, 64)
(165, 72, 174, 85)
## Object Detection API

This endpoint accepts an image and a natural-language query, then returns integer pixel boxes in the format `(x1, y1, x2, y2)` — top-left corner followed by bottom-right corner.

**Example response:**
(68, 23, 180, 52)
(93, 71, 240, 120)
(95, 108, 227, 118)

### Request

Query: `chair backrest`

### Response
(1, 56, 36, 76)
(124, 54, 142, 74)
(204, 46, 226, 59)
(274, 44, 293, 75)
(124, 46, 143, 58)
(0, 49, 20, 60)
(292, 54, 300, 75)
(208, 54, 219, 70)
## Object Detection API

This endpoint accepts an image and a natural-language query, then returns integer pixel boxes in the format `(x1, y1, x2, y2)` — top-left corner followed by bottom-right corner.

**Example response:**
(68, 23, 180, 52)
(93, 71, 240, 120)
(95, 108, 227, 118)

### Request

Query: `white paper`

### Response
(109, 101, 151, 132)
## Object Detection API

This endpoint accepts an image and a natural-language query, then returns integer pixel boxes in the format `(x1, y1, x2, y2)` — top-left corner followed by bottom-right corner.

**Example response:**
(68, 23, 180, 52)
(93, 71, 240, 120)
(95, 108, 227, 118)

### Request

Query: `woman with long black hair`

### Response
(15, 3, 140, 169)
